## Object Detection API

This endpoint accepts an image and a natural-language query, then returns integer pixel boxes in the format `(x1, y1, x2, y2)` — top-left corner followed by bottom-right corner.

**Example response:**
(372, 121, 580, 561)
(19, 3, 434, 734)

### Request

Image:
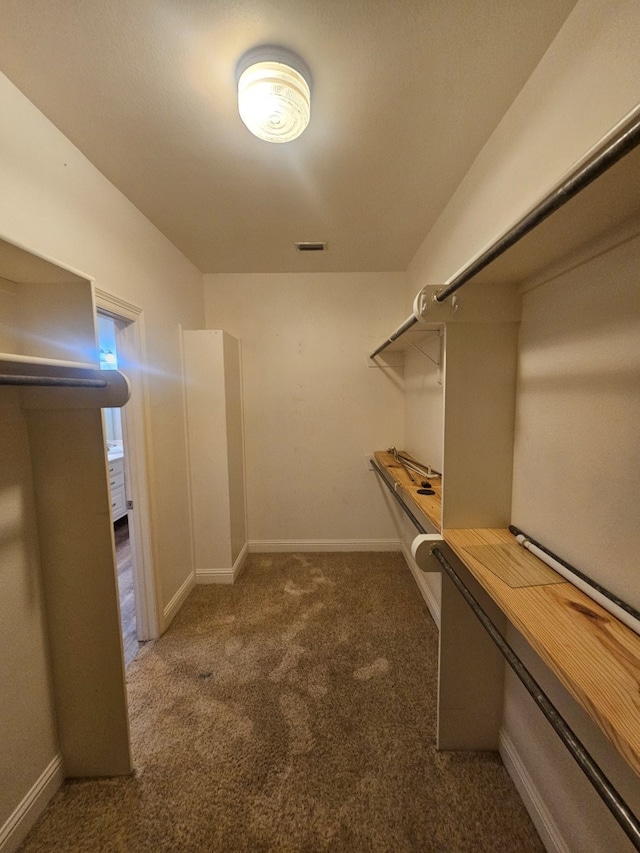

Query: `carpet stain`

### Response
(269, 643, 306, 682)
(284, 573, 333, 596)
(283, 601, 325, 643)
(353, 656, 390, 680)
(224, 637, 243, 656)
(279, 690, 315, 755)
(306, 663, 329, 698)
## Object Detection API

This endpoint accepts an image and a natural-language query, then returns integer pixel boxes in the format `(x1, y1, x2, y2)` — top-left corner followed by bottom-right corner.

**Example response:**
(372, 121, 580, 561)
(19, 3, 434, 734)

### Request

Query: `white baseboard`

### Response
(248, 539, 402, 553)
(401, 542, 441, 629)
(196, 542, 249, 585)
(499, 729, 570, 853)
(233, 542, 249, 581)
(196, 569, 234, 584)
(0, 753, 64, 853)
(163, 570, 195, 625)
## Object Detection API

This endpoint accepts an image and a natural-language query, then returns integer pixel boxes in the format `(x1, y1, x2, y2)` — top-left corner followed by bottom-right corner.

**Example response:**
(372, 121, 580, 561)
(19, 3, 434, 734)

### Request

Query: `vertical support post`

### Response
(437, 546, 506, 749)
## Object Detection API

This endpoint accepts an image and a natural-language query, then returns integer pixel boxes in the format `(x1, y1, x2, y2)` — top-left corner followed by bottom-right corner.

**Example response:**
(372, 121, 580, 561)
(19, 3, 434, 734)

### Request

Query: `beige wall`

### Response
(403, 341, 444, 474)
(0, 395, 59, 832)
(513, 230, 640, 611)
(0, 70, 203, 839)
(506, 227, 640, 850)
(0, 70, 204, 612)
(204, 272, 406, 548)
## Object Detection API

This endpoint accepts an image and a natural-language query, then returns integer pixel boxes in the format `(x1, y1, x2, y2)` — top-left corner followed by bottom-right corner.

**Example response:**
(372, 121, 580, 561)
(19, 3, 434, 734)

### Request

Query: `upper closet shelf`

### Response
(470, 129, 640, 289)
(371, 108, 640, 359)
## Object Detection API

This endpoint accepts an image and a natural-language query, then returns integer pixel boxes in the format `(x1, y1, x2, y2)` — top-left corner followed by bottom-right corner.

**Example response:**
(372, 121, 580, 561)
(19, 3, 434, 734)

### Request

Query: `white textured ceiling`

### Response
(0, 0, 577, 273)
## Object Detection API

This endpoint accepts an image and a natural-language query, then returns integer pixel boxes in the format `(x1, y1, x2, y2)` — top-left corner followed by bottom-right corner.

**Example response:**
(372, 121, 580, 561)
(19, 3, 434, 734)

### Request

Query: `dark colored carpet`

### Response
(20, 552, 543, 852)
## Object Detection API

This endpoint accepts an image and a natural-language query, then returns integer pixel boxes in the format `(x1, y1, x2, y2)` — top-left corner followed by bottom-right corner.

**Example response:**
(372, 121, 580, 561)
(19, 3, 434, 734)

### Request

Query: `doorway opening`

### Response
(96, 291, 160, 669)
(98, 313, 141, 666)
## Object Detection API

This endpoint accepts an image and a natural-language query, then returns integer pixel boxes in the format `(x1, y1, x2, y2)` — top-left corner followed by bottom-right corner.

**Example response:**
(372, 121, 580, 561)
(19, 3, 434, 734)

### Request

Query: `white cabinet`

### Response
(183, 329, 247, 583)
(107, 455, 126, 521)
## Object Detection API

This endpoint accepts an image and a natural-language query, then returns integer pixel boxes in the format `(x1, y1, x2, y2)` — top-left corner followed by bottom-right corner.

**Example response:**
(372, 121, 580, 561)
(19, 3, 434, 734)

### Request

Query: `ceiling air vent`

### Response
(295, 241, 327, 252)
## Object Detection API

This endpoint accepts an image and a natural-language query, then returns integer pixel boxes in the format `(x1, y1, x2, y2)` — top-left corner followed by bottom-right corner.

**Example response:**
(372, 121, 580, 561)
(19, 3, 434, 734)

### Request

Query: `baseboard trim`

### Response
(248, 539, 402, 553)
(196, 569, 234, 584)
(499, 729, 570, 853)
(0, 753, 64, 853)
(400, 542, 441, 629)
(196, 542, 249, 585)
(233, 542, 249, 581)
(163, 570, 195, 625)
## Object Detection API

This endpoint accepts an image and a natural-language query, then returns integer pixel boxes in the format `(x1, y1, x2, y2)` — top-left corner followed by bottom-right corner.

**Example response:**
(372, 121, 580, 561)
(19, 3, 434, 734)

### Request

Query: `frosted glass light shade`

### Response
(238, 60, 310, 143)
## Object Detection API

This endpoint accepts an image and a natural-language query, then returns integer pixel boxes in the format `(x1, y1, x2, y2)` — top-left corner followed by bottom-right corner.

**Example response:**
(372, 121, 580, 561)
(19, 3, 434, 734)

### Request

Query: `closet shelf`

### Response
(371, 109, 640, 359)
(372, 450, 441, 532)
(443, 528, 640, 779)
(0, 357, 130, 408)
(469, 136, 640, 289)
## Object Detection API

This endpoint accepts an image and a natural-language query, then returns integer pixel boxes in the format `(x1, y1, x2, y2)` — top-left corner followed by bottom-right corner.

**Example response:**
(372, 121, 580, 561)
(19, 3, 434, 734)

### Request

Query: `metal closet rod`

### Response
(370, 314, 419, 359)
(0, 374, 108, 389)
(370, 112, 640, 359)
(434, 113, 640, 303)
(370, 458, 429, 534)
(371, 459, 640, 850)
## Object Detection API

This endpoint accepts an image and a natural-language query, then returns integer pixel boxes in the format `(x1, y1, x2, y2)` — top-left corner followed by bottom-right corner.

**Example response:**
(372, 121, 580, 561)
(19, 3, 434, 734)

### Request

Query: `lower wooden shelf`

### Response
(373, 450, 441, 532)
(443, 528, 640, 779)
(372, 453, 640, 780)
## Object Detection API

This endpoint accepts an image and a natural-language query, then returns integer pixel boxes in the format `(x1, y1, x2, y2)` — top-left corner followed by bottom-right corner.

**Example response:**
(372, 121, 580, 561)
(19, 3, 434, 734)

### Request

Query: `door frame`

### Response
(95, 289, 160, 641)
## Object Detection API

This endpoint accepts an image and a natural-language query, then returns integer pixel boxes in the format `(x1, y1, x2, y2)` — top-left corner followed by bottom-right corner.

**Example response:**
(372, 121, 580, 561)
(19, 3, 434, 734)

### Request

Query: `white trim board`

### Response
(95, 290, 160, 640)
(248, 539, 401, 553)
(400, 542, 441, 630)
(499, 729, 570, 853)
(0, 753, 64, 853)
(163, 570, 195, 626)
(196, 543, 249, 585)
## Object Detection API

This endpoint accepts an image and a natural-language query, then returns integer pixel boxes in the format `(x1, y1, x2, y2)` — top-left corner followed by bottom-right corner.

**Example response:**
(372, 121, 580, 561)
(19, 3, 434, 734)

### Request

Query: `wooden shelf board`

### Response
(373, 450, 441, 532)
(443, 527, 640, 779)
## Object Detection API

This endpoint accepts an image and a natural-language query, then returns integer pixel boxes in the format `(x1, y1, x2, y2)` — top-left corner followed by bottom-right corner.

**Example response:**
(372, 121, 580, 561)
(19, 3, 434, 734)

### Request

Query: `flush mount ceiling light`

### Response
(237, 46, 311, 144)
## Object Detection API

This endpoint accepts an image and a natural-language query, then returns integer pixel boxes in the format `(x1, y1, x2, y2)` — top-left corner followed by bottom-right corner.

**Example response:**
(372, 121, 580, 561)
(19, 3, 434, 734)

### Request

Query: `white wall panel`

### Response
(513, 232, 640, 610)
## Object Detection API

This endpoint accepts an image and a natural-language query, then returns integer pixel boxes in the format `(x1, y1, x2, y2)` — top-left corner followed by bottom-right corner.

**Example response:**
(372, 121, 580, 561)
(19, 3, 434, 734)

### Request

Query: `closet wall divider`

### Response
(1, 237, 133, 779)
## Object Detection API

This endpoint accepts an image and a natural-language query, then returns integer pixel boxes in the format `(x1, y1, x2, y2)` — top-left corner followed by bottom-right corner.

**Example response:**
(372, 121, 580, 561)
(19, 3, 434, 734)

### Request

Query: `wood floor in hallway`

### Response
(114, 517, 144, 667)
